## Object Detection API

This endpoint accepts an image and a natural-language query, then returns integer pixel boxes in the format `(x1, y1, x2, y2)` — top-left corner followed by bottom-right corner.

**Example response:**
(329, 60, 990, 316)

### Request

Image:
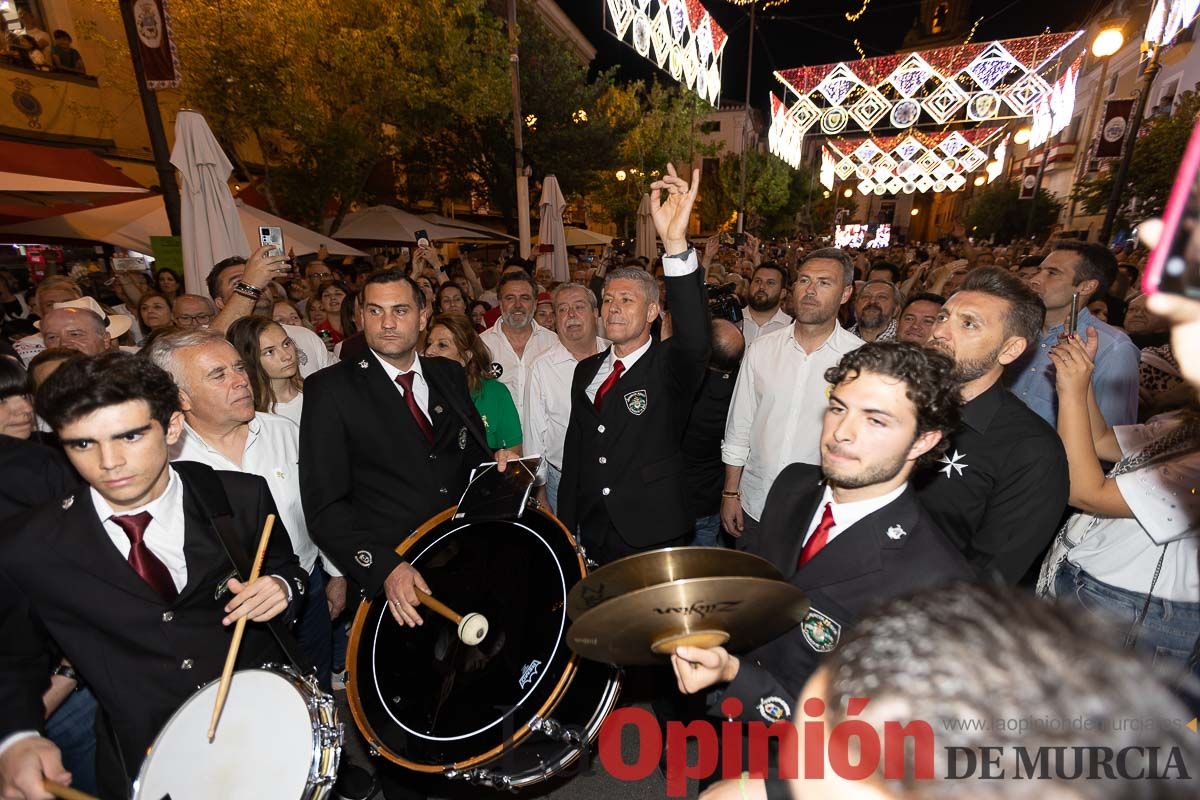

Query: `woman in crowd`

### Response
(436, 282, 468, 316)
(227, 316, 305, 426)
(155, 268, 180, 301)
(313, 280, 350, 344)
(135, 291, 174, 339)
(468, 300, 490, 332)
(272, 300, 306, 329)
(1039, 333, 1200, 681)
(424, 313, 521, 456)
(415, 275, 437, 310)
(0, 357, 35, 441)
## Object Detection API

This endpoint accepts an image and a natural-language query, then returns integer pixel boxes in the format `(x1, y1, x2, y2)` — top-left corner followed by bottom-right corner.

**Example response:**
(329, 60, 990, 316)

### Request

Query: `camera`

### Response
(706, 282, 743, 324)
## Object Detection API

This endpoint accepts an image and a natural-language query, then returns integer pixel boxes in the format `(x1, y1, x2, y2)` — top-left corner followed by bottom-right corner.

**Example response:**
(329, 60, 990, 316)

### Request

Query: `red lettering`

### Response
(720, 698, 743, 779)
(665, 720, 718, 797)
(747, 721, 799, 779)
(599, 707, 661, 783)
(803, 717, 824, 778)
(829, 719, 881, 780)
(883, 720, 935, 780)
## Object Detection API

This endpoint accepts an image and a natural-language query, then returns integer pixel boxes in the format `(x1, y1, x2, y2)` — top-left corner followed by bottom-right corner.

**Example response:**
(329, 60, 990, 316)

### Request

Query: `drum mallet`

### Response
(415, 589, 489, 645)
(44, 781, 99, 800)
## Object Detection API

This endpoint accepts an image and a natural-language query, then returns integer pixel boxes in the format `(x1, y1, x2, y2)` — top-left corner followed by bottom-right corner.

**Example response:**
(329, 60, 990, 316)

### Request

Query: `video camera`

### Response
(707, 282, 743, 324)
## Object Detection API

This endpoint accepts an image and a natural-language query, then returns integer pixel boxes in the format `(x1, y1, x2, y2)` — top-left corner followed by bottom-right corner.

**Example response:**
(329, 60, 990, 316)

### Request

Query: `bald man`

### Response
(40, 307, 111, 356)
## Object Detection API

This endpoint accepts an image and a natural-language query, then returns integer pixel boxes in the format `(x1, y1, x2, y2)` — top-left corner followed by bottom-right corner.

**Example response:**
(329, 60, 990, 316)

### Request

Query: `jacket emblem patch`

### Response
(886, 524, 907, 540)
(458, 427, 468, 450)
(624, 389, 648, 415)
(355, 550, 373, 568)
(801, 608, 841, 653)
(756, 695, 792, 722)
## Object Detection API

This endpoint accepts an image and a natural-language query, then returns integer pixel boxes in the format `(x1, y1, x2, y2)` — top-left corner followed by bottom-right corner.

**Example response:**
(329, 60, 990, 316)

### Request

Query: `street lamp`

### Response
(843, 188, 853, 198)
(1014, 127, 1032, 145)
(911, 208, 920, 216)
(973, 176, 986, 186)
(615, 170, 627, 182)
(1091, 26, 1124, 58)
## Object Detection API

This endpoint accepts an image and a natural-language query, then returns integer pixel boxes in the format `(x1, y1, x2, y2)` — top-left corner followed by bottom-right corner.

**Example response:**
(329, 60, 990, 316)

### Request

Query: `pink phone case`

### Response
(1143, 117, 1200, 295)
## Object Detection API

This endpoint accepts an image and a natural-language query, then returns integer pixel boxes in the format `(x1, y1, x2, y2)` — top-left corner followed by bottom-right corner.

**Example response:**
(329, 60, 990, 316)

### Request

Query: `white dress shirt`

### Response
(722, 322, 865, 520)
(93, 466, 189, 592)
(524, 336, 608, 470)
(801, 482, 909, 548)
(284, 323, 336, 379)
(741, 306, 792, 348)
(371, 349, 431, 420)
(171, 413, 340, 577)
(480, 318, 558, 425)
(584, 248, 700, 402)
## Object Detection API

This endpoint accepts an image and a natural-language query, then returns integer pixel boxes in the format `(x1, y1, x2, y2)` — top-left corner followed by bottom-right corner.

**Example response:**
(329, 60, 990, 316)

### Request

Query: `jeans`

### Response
(1055, 562, 1200, 677)
(295, 566, 334, 691)
(46, 688, 97, 796)
(544, 462, 562, 514)
(691, 514, 723, 547)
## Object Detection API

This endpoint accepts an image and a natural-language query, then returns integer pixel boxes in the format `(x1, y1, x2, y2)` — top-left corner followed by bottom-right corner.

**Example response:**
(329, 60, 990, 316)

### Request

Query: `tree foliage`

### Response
(1073, 90, 1200, 234)
(696, 150, 792, 235)
(965, 179, 1063, 242)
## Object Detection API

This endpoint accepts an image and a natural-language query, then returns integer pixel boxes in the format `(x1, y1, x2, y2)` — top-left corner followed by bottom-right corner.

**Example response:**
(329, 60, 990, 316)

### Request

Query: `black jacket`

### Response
(712, 463, 975, 723)
(299, 353, 490, 596)
(0, 434, 77, 524)
(558, 263, 711, 550)
(682, 367, 738, 518)
(0, 463, 304, 788)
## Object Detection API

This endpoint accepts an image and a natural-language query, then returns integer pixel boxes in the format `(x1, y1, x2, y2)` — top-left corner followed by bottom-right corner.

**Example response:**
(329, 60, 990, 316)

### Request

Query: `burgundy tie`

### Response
(395, 372, 434, 444)
(593, 360, 625, 413)
(110, 511, 178, 602)
(798, 502, 835, 569)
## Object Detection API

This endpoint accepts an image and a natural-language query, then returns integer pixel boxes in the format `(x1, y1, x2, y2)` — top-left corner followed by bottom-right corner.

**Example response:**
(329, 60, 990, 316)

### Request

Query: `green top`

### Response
(472, 378, 522, 451)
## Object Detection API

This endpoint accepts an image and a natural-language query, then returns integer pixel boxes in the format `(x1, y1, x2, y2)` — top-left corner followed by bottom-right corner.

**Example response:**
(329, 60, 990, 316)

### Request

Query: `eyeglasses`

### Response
(309, 272, 333, 281)
(176, 313, 213, 325)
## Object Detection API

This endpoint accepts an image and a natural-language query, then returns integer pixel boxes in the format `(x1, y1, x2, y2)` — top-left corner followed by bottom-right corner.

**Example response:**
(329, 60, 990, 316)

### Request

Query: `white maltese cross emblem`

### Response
(938, 449, 968, 477)
(886, 525, 907, 540)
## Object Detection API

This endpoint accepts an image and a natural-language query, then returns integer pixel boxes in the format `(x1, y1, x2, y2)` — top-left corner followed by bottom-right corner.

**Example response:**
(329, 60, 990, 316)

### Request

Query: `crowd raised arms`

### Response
(1, 164, 1199, 800)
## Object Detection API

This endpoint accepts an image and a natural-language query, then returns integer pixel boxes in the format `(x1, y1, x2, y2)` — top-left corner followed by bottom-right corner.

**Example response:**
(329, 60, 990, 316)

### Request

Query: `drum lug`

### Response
(528, 715, 584, 746)
(445, 767, 514, 792)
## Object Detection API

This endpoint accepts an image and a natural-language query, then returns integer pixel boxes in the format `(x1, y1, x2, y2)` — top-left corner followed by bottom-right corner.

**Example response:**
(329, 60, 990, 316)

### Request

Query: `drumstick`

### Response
(415, 588, 489, 645)
(44, 781, 99, 800)
(207, 514, 275, 741)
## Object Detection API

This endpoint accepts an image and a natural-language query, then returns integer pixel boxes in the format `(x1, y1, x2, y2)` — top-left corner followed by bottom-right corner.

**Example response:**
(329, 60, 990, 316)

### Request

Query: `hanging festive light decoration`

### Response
(1027, 54, 1082, 148)
(768, 93, 805, 168)
(1145, 0, 1200, 44)
(604, 0, 726, 105)
(823, 127, 1004, 194)
(773, 31, 1083, 137)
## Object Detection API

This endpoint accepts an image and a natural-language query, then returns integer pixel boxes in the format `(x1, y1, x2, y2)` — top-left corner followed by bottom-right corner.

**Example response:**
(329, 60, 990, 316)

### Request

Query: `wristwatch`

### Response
(52, 663, 79, 684)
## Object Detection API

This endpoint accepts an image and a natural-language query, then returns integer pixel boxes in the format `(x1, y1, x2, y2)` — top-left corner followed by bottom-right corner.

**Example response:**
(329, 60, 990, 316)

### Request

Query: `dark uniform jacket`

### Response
(558, 255, 711, 551)
(682, 367, 738, 519)
(300, 353, 490, 597)
(0, 463, 304, 792)
(0, 434, 77, 524)
(712, 463, 975, 723)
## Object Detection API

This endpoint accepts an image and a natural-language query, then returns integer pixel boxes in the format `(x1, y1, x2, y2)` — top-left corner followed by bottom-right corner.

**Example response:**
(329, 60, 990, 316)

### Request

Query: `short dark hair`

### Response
(802, 247, 855, 287)
(868, 260, 901, 283)
(1117, 262, 1141, 283)
(901, 291, 946, 314)
(0, 356, 28, 402)
(52, 29, 71, 41)
(752, 261, 790, 288)
(36, 351, 180, 433)
(824, 583, 1200, 797)
(504, 256, 533, 275)
(26, 347, 78, 378)
(824, 342, 961, 468)
(1054, 241, 1118, 302)
(206, 256, 247, 299)
(498, 271, 537, 298)
(1018, 255, 1043, 269)
(362, 268, 426, 310)
(957, 266, 1045, 347)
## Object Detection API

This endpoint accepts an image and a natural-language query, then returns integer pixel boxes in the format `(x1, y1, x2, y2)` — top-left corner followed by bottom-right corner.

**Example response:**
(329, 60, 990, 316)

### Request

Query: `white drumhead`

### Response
(136, 669, 314, 800)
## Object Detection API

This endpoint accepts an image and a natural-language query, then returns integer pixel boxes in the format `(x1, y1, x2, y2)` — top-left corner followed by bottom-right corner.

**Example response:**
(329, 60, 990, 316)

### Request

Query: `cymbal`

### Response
(567, 576, 809, 666)
(567, 547, 784, 620)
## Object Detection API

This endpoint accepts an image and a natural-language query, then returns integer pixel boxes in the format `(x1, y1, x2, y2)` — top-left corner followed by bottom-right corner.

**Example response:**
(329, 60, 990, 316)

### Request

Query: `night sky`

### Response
(556, 0, 1095, 116)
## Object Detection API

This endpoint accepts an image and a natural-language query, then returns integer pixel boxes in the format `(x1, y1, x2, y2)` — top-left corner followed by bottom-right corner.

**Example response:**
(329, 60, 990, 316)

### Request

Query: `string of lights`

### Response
(845, 0, 872, 23)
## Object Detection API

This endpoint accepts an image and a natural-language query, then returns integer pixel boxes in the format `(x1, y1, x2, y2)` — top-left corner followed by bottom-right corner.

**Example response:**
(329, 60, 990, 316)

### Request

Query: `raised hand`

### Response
(650, 163, 700, 256)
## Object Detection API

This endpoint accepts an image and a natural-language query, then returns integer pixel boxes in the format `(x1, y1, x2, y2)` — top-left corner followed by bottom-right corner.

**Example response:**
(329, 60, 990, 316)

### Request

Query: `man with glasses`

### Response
(172, 295, 216, 329)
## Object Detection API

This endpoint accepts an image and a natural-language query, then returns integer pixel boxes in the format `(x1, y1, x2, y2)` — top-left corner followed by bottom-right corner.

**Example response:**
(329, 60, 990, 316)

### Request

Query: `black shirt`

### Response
(912, 379, 1068, 584)
(681, 366, 737, 518)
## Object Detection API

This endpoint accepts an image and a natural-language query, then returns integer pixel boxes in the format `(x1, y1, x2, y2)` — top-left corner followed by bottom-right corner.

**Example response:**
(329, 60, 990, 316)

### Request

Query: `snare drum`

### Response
(347, 507, 621, 790)
(135, 665, 341, 800)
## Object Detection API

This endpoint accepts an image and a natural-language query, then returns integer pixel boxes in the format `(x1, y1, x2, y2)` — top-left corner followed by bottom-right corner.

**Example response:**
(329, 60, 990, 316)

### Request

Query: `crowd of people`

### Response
(0, 162, 1198, 800)
(3, 6, 85, 75)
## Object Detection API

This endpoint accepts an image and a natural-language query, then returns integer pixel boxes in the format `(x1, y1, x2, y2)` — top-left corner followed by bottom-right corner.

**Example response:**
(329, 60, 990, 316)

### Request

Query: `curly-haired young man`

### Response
(672, 342, 975, 735)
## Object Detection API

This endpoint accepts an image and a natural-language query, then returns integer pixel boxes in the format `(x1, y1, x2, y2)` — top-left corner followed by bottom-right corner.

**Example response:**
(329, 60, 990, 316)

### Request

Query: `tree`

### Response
(966, 180, 1063, 242)
(1073, 90, 1200, 234)
(695, 151, 792, 235)
(93, 0, 510, 232)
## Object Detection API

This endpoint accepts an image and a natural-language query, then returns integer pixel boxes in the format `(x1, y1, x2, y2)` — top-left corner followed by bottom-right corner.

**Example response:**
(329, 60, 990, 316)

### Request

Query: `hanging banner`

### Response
(1019, 166, 1040, 199)
(1096, 99, 1135, 159)
(132, 0, 181, 89)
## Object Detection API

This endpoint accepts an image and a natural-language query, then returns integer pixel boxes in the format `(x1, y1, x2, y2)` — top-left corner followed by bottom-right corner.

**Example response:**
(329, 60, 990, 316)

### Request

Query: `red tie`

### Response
(395, 372, 434, 444)
(798, 502, 835, 569)
(593, 360, 625, 413)
(110, 511, 178, 602)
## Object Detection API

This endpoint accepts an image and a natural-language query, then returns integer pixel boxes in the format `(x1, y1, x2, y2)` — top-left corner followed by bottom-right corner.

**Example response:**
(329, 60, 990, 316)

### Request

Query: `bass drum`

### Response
(347, 507, 621, 790)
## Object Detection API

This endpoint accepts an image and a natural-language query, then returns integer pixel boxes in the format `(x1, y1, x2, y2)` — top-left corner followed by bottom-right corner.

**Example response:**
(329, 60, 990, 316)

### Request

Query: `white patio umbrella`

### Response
(335, 206, 479, 243)
(533, 227, 613, 248)
(235, 201, 366, 258)
(635, 193, 657, 262)
(170, 110, 249, 297)
(535, 176, 568, 282)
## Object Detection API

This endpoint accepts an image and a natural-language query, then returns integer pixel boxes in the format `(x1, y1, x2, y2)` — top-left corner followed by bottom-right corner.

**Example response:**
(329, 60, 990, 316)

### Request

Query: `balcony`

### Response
(0, 60, 114, 147)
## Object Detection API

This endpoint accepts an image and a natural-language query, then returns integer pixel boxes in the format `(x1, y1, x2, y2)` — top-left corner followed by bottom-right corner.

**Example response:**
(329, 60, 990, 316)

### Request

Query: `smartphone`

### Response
(415, 229, 430, 249)
(537, 243, 554, 254)
(259, 226, 284, 258)
(1066, 292, 1080, 336)
(1144, 117, 1200, 298)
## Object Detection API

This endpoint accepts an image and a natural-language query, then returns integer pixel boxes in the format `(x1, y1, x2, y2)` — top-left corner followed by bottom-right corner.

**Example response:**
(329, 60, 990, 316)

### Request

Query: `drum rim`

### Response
(346, 505, 589, 774)
(132, 665, 334, 796)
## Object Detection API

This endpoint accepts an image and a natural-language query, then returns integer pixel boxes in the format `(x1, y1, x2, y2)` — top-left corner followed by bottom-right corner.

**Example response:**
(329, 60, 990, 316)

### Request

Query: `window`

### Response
(700, 121, 721, 134)
(1157, 76, 1180, 112)
(1107, 72, 1120, 96)
(702, 158, 719, 178)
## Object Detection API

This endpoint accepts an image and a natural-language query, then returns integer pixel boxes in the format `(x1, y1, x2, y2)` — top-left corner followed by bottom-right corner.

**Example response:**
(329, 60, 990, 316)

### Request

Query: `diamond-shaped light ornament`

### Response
(786, 96, 821, 134)
(915, 149, 941, 173)
(707, 64, 721, 104)
(965, 43, 1020, 90)
(849, 87, 889, 131)
(959, 146, 987, 172)
(875, 153, 898, 175)
(608, 0, 634, 38)
(667, 0, 688, 41)
(834, 158, 857, 180)
(1003, 72, 1051, 116)
(886, 53, 934, 98)
(932, 179, 947, 192)
(816, 64, 860, 107)
(895, 136, 923, 161)
(695, 15, 714, 66)
(854, 139, 882, 163)
(922, 80, 968, 124)
(651, 9, 671, 67)
(858, 179, 875, 195)
(947, 174, 966, 191)
(681, 37, 698, 87)
(886, 177, 904, 194)
(916, 175, 934, 192)
(938, 132, 969, 157)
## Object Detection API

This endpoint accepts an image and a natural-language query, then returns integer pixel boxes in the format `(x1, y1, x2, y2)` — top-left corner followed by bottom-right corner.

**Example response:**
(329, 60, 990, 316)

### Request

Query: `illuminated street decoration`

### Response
(768, 94, 804, 168)
(604, 0, 727, 105)
(1028, 54, 1082, 148)
(1145, 0, 1200, 44)
(774, 31, 1083, 136)
(824, 127, 1004, 194)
